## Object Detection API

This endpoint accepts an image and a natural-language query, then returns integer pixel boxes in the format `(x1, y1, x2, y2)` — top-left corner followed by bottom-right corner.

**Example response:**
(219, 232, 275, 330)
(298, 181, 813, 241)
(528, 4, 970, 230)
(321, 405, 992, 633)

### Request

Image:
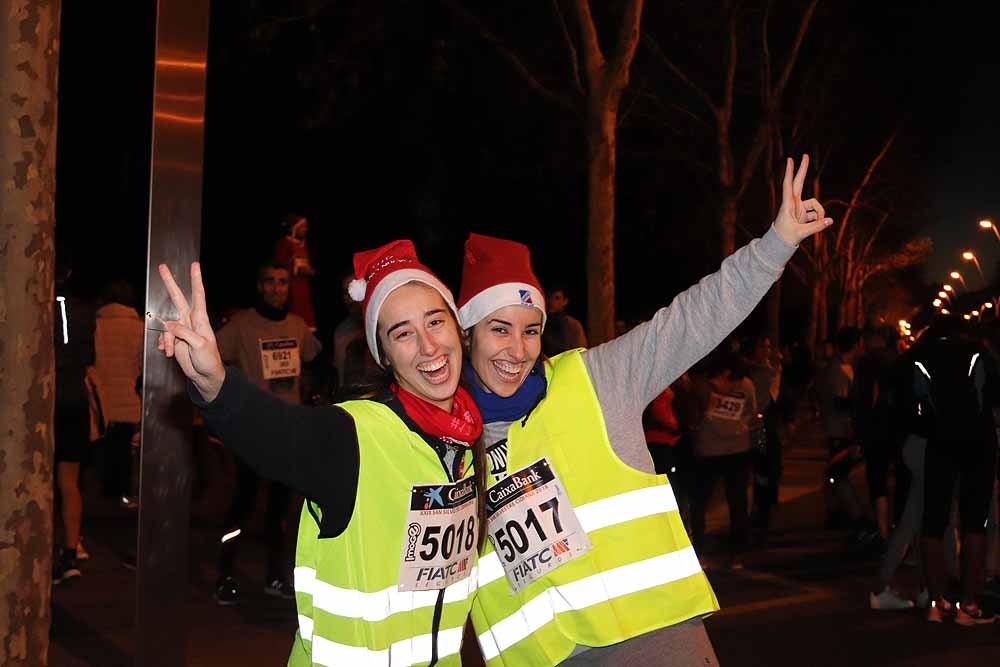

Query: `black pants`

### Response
(101, 422, 136, 498)
(219, 458, 292, 581)
(923, 435, 996, 537)
(691, 452, 751, 555)
(648, 436, 695, 523)
(751, 409, 783, 535)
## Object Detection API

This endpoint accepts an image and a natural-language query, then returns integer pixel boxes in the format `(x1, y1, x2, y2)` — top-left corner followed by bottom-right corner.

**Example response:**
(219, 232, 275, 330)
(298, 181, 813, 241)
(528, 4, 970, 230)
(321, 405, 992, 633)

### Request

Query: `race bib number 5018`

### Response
(397, 478, 477, 591)
(486, 458, 591, 594)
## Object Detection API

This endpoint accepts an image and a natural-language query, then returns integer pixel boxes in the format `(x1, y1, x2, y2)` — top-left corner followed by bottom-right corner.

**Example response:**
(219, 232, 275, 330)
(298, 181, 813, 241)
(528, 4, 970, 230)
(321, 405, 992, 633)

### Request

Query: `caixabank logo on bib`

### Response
(511, 537, 571, 584)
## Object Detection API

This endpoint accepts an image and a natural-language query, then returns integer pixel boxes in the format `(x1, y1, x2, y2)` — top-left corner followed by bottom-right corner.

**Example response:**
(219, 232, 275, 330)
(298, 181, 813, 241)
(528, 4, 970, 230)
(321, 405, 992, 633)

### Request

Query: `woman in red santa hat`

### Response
(156, 240, 488, 667)
(458, 157, 832, 666)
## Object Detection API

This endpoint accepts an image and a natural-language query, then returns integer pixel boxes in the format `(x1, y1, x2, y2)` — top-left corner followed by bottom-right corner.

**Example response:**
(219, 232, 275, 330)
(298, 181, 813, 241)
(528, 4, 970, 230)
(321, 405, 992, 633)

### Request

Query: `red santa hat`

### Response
(348, 240, 458, 365)
(457, 233, 546, 330)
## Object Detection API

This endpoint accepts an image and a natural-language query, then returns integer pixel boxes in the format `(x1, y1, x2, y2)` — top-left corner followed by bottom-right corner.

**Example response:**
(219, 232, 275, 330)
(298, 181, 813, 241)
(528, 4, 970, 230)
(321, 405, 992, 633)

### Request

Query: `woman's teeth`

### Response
(492, 360, 523, 380)
(418, 358, 450, 382)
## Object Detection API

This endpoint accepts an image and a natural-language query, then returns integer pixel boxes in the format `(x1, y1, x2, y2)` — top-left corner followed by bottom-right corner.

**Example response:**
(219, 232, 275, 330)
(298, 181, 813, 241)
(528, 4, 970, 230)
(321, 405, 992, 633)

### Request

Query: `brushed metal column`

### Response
(137, 1, 210, 664)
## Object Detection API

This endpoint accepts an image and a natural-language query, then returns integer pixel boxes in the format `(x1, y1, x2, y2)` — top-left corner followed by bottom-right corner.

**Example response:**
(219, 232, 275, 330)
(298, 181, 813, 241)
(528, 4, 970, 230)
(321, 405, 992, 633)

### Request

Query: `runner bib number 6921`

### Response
(397, 477, 477, 591)
(486, 458, 591, 594)
(259, 337, 301, 380)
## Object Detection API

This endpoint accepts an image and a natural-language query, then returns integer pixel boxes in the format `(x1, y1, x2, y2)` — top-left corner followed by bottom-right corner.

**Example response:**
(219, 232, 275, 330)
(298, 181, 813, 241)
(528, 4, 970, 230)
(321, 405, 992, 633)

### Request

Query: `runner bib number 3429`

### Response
(486, 458, 591, 594)
(397, 477, 477, 591)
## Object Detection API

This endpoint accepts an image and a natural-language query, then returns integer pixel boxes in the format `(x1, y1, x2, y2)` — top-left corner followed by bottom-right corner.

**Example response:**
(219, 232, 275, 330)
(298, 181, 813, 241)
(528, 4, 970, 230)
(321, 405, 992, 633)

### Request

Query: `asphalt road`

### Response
(50, 422, 1000, 665)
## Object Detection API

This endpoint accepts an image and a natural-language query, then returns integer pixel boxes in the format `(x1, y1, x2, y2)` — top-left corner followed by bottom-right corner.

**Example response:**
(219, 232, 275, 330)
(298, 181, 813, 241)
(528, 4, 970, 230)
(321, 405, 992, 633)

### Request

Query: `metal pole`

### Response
(137, 1, 210, 664)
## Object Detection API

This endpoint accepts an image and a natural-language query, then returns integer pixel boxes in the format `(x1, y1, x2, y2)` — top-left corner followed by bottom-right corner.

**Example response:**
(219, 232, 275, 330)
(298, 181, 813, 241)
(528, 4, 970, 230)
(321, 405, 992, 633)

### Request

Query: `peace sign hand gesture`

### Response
(772, 154, 833, 246)
(156, 262, 226, 402)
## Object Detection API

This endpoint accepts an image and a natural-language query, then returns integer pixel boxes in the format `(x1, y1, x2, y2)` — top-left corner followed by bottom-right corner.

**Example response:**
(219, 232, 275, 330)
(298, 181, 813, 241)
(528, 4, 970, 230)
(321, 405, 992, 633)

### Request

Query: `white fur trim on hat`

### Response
(364, 268, 459, 366)
(458, 282, 546, 330)
(348, 278, 367, 302)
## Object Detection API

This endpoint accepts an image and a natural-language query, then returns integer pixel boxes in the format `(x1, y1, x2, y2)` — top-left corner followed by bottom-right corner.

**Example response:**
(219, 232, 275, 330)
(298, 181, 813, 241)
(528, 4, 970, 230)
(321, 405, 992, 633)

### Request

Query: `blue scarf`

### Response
(464, 361, 547, 424)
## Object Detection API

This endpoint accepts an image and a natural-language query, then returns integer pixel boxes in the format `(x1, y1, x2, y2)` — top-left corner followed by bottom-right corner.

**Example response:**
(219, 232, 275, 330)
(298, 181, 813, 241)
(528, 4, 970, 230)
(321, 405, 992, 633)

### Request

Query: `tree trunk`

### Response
(0, 1, 61, 664)
(817, 278, 829, 350)
(585, 101, 617, 346)
(717, 121, 737, 258)
(808, 279, 821, 355)
(765, 281, 781, 348)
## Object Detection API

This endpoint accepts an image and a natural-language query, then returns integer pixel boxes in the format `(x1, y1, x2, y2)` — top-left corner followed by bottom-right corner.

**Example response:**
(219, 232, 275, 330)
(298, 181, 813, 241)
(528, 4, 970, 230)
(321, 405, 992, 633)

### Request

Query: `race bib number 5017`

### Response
(486, 458, 591, 594)
(397, 478, 477, 591)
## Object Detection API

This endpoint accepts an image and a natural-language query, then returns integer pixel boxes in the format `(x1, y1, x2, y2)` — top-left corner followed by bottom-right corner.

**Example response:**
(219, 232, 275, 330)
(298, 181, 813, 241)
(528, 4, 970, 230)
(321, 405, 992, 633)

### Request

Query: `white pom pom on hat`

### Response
(347, 278, 367, 302)
(351, 240, 458, 366)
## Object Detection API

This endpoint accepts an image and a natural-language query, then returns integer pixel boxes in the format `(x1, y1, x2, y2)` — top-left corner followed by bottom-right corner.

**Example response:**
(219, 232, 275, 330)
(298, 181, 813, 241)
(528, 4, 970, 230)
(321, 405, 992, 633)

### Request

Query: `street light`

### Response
(962, 250, 985, 280)
(981, 219, 1000, 241)
(941, 308, 950, 315)
(964, 314, 972, 320)
(938, 291, 950, 300)
(950, 271, 967, 288)
(933, 298, 942, 307)
(972, 310, 980, 317)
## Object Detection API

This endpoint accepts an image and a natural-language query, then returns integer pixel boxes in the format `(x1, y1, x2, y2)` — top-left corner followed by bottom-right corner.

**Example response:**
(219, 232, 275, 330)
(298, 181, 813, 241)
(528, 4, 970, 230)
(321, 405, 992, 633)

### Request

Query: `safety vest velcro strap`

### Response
(311, 624, 464, 666)
(478, 484, 679, 587)
(294, 565, 478, 622)
(477, 546, 702, 660)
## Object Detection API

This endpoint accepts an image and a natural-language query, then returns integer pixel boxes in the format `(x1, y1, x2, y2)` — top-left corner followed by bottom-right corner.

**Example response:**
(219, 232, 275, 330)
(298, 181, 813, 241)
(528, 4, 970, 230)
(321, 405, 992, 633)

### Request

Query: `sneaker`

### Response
(214, 576, 240, 606)
(955, 603, 998, 626)
(75, 539, 89, 561)
(264, 578, 295, 599)
(52, 550, 81, 585)
(869, 587, 914, 611)
(916, 589, 931, 609)
(927, 598, 954, 623)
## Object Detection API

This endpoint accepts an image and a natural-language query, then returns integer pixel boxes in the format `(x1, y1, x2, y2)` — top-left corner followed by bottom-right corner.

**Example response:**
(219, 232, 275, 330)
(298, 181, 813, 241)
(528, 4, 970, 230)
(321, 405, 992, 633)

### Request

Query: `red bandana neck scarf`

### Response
(391, 384, 484, 447)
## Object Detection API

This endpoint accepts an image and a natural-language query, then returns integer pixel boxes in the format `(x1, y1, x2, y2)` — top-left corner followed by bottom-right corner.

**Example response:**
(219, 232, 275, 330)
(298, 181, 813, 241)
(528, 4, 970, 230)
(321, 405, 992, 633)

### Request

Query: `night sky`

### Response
(54, 1, 1000, 342)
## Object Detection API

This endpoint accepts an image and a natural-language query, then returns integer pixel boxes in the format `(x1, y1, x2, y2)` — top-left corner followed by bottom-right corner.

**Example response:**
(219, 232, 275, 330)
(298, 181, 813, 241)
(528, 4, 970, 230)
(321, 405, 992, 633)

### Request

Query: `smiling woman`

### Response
(154, 239, 489, 667)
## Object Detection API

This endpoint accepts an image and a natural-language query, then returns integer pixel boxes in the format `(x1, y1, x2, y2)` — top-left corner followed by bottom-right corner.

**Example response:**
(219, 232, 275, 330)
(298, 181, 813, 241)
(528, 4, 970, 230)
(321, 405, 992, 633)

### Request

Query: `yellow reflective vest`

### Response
(288, 400, 477, 667)
(471, 350, 719, 665)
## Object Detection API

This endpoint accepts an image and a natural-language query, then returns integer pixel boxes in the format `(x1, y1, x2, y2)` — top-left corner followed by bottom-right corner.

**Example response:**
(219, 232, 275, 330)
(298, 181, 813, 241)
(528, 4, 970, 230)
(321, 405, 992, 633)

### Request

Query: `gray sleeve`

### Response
(215, 321, 237, 365)
(583, 226, 795, 472)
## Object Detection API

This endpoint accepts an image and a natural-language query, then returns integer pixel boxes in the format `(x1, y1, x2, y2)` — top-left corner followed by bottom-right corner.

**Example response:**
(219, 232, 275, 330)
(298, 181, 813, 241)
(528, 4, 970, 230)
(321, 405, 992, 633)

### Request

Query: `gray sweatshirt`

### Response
(481, 227, 796, 665)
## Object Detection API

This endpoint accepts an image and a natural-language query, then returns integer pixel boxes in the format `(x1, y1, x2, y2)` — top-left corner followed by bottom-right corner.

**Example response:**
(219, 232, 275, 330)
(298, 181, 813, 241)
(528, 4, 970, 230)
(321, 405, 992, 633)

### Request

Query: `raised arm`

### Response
(585, 155, 832, 410)
(156, 263, 359, 535)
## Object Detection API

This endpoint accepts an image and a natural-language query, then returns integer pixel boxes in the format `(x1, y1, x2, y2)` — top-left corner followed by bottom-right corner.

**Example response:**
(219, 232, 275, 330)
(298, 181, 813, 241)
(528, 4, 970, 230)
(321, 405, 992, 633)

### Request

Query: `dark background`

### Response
(54, 1, 1000, 344)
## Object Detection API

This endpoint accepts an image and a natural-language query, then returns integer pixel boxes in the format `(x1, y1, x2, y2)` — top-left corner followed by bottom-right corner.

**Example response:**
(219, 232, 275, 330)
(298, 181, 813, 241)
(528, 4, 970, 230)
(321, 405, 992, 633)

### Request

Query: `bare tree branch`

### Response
(606, 0, 645, 91)
(640, 31, 717, 117)
(736, 0, 816, 201)
(772, 0, 818, 100)
(721, 5, 738, 125)
(835, 127, 899, 251)
(550, 0, 584, 94)
(571, 0, 606, 86)
(441, 0, 580, 113)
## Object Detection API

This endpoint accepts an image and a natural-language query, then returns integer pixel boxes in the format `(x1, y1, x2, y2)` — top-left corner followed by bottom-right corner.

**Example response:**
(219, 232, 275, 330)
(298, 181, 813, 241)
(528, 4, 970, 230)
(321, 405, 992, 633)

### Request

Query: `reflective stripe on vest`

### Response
(291, 400, 477, 667)
(477, 485, 678, 588)
(471, 350, 719, 665)
(477, 547, 701, 660)
(295, 565, 479, 622)
(310, 624, 465, 667)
